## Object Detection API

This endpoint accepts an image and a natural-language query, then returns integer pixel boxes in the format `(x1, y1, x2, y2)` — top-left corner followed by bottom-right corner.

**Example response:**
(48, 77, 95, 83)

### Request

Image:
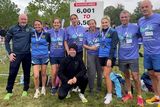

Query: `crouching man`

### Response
(58, 44, 88, 103)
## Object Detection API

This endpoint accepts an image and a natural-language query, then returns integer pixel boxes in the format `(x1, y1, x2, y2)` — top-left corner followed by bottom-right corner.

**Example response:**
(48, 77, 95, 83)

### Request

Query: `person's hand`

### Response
(67, 79, 73, 85)
(72, 77, 77, 84)
(92, 46, 98, 50)
(107, 59, 112, 67)
(9, 53, 16, 62)
(67, 50, 70, 56)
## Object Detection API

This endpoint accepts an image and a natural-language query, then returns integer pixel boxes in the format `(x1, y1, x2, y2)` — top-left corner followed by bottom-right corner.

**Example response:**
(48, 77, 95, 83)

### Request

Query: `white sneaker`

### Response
(72, 86, 81, 92)
(41, 87, 46, 95)
(104, 94, 112, 104)
(79, 93, 88, 103)
(66, 91, 71, 99)
(34, 89, 40, 99)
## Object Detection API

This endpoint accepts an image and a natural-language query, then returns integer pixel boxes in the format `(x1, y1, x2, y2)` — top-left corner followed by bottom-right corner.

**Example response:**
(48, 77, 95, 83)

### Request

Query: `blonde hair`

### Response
(101, 15, 111, 23)
(100, 15, 111, 32)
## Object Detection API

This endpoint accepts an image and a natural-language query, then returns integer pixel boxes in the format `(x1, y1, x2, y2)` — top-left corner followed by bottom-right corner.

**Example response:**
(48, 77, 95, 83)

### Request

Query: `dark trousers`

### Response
(6, 53, 31, 93)
(58, 75, 88, 100)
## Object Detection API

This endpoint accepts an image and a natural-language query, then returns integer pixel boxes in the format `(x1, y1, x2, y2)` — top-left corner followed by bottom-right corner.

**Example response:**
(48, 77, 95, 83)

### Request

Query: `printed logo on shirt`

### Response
(51, 36, 63, 49)
(119, 33, 133, 48)
(26, 28, 30, 32)
(72, 34, 78, 39)
(140, 25, 154, 41)
(41, 35, 45, 39)
(106, 34, 111, 38)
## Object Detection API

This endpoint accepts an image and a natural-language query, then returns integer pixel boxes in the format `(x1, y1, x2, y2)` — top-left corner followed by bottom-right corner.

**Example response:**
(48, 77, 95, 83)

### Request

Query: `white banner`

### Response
(70, 1, 104, 27)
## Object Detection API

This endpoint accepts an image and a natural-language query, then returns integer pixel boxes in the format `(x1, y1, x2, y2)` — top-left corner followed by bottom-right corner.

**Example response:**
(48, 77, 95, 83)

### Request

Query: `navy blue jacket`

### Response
(5, 24, 33, 55)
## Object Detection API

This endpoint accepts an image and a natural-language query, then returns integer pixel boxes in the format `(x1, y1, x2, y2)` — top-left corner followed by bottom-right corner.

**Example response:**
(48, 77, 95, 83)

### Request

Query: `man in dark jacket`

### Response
(58, 44, 88, 103)
(4, 14, 33, 100)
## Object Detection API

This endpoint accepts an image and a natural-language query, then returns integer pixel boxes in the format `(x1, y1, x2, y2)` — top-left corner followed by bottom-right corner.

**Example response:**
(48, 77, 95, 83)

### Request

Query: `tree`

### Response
(26, 0, 70, 27)
(104, 4, 124, 26)
(0, 0, 20, 29)
(25, 2, 41, 25)
(154, 9, 160, 13)
(131, 2, 143, 23)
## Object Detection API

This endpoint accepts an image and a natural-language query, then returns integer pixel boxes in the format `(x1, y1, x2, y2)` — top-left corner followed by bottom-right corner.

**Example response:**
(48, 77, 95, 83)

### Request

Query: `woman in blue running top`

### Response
(64, 14, 86, 60)
(98, 16, 119, 105)
(31, 20, 50, 98)
(48, 18, 65, 95)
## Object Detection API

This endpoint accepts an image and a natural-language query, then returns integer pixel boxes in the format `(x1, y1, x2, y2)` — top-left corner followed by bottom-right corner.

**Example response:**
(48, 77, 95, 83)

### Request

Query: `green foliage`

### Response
(26, 0, 70, 27)
(0, 0, 20, 29)
(104, 2, 160, 25)
(154, 9, 160, 13)
(130, 2, 143, 23)
(104, 4, 124, 26)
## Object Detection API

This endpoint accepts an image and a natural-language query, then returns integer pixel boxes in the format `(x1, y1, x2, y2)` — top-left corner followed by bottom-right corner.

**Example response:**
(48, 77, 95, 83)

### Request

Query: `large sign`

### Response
(70, 1, 104, 27)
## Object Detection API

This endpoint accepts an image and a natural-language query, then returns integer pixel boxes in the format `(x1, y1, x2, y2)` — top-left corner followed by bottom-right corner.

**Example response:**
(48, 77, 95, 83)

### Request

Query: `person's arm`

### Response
(64, 29, 69, 55)
(83, 34, 97, 51)
(64, 41, 69, 55)
(58, 59, 68, 83)
(83, 44, 97, 51)
(75, 59, 87, 80)
(5, 27, 13, 55)
(108, 30, 119, 60)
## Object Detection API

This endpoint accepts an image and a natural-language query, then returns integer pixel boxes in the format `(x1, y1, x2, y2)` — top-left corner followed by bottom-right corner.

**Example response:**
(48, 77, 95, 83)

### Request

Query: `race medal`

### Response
(78, 34, 83, 42)
(35, 31, 43, 48)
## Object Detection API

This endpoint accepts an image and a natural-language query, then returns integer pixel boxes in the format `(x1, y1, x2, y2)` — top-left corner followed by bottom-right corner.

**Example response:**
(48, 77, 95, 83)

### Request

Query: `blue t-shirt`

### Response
(116, 23, 140, 60)
(48, 28, 65, 57)
(83, 29, 100, 55)
(65, 25, 86, 52)
(138, 13, 160, 55)
(98, 28, 118, 58)
(31, 31, 50, 58)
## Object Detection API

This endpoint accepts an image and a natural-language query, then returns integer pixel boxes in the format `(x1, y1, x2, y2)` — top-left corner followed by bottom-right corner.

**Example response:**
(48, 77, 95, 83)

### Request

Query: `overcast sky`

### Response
(11, 0, 160, 13)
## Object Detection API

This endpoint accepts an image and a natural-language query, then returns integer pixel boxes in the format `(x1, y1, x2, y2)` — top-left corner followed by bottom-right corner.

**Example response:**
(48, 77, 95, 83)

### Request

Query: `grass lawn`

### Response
(0, 46, 157, 107)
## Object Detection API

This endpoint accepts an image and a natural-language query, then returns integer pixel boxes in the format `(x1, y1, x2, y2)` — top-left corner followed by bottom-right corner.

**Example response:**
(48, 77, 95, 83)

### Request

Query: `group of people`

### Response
(3, 0, 160, 106)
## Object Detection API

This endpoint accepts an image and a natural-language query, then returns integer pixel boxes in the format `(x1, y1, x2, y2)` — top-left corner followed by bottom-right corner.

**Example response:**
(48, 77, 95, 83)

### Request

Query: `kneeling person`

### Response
(58, 44, 88, 103)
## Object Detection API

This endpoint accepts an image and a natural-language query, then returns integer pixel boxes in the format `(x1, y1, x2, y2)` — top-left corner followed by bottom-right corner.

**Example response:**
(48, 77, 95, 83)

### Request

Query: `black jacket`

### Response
(5, 24, 33, 55)
(58, 56, 87, 83)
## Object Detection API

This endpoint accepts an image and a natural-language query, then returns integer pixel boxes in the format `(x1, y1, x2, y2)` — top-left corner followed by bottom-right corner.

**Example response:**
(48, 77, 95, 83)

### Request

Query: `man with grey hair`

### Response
(4, 14, 33, 100)
(116, 10, 144, 106)
(138, 0, 160, 105)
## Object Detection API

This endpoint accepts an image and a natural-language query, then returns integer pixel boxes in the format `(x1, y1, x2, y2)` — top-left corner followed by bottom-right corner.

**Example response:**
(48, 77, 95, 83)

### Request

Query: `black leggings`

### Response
(58, 75, 88, 100)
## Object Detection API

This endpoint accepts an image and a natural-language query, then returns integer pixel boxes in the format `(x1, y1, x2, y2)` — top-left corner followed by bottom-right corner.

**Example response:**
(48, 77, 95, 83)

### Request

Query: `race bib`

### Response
(58, 42, 63, 46)
(79, 38, 83, 42)
(145, 31, 153, 37)
(126, 38, 132, 44)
